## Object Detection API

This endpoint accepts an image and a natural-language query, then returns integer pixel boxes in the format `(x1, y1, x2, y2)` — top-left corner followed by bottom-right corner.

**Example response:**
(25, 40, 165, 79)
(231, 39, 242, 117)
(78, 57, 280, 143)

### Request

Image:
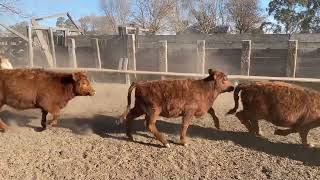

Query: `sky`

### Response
(0, 0, 271, 27)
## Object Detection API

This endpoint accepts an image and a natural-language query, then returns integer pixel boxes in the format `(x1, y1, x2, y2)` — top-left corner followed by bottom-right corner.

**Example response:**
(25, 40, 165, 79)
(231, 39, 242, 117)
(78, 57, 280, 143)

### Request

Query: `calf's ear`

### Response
(72, 73, 78, 81)
(61, 74, 75, 84)
(208, 68, 218, 80)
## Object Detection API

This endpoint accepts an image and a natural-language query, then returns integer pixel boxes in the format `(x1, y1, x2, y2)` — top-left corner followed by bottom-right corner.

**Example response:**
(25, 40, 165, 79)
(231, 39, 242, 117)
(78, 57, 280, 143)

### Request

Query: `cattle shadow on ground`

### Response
(58, 115, 320, 166)
(0, 110, 38, 127)
(0, 111, 319, 166)
(58, 114, 125, 137)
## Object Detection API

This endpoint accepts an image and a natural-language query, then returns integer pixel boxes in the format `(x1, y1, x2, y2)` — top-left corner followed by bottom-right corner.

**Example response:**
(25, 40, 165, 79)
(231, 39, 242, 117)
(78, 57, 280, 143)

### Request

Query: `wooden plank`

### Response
(31, 19, 54, 67)
(67, 38, 77, 68)
(159, 40, 168, 80)
(27, 25, 34, 67)
(66, 12, 82, 31)
(32, 26, 81, 32)
(91, 38, 102, 69)
(46, 67, 320, 83)
(49, 28, 56, 67)
(123, 58, 130, 85)
(118, 58, 124, 70)
(197, 40, 206, 74)
(0, 23, 29, 41)
(287, 40, 298, 77)
(241, 40, 251, 76)
(34, 12, 67, 21)
(127, 34, 136, 76)
(64, 29, 70, 47)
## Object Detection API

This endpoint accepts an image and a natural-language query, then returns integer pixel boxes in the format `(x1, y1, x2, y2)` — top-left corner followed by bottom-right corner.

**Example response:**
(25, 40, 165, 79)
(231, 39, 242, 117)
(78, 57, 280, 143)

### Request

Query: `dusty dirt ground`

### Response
(0, 83, 319, 180)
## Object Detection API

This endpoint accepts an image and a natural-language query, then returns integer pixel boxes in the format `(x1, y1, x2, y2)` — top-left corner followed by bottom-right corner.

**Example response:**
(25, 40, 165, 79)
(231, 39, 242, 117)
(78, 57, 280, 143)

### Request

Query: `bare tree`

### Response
(134, 0, 175, 34)
(79, 15, 114, 34)
(0, 0, 26, 17)
(186, 0, 218, 34)
(227, 0, 263, 34)
(168, 0, 191, 33)
(100, 0, 132, 33)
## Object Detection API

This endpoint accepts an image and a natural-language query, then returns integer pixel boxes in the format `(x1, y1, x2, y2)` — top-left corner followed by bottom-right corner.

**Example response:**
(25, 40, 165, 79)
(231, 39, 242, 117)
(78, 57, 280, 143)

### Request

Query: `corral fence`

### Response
(1, 26, 320, 83)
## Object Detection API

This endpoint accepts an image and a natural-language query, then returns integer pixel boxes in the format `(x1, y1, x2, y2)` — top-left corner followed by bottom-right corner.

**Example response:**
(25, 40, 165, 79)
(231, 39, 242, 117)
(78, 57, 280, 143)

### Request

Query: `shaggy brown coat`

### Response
(227, 81, 320, 146)
(0, 68, 95, 131)
(121, 69, 234, 147)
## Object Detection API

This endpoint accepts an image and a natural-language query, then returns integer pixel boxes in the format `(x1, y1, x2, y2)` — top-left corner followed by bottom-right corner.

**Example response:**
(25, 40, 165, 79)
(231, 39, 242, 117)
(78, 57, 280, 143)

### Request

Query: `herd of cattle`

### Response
(0, 56, 319, 148)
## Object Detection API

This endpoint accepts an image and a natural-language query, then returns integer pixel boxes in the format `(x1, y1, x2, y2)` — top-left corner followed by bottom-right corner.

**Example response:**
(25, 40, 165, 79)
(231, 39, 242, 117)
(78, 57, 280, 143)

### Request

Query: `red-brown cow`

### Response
(0, 68, 95, 131)
(227, 81, 320, 147)
(120, 69, 234, 147)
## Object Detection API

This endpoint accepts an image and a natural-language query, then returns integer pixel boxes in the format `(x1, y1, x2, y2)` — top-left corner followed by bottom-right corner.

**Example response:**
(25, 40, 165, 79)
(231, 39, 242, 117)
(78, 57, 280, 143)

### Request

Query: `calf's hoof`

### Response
(48, 124, 58, 128)
(126, 134, 134, 141)
(303, 143, 315, 148)
(35, 127, 46, 132)
(116, 118, 124, 125)
(164, 143, 171, 148)
(255, 131, 264, 137)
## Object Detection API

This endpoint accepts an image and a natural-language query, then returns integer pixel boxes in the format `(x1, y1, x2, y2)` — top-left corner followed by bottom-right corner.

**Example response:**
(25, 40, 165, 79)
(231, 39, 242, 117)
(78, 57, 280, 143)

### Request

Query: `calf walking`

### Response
(120, 69, 234, 147)
(227, 81, 320, 147)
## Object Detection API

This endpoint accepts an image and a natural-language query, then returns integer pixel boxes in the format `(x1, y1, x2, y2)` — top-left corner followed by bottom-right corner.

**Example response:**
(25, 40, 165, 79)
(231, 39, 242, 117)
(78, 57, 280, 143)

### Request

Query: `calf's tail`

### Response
(226, 84, 245, 115)
(119, 82, 137, 123)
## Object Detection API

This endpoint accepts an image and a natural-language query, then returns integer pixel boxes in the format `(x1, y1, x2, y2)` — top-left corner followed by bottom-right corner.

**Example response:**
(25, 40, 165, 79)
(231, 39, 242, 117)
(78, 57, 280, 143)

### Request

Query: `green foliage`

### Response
(268, 0, 320, 34)
(56, 17, 65, 28)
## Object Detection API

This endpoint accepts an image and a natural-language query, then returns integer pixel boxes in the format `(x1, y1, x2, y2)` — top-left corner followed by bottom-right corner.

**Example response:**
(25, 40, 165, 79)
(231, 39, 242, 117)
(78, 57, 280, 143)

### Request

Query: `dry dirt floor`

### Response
(0, 83, 319, 180)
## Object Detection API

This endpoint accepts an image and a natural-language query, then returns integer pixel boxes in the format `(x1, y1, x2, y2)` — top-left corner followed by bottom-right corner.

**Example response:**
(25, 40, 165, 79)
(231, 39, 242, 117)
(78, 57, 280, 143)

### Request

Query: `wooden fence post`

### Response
(123, 58, 130, 85)
(159, 40, 168, 80)
(91, 38, 102, 69)
(64, 29, 69, 47)
(287, 40, 298, 77)
(27, 25, 33, 67)
(118, 58, 124, 70)
(241, 40, 251, 76)
(118, 26, 128, 36)
(135, 27, 140, 48)
(127, 34, 136, 77)
(197, 40, 205, 74)
(49, 27, 56, 67)
(67, 38, 77, 68)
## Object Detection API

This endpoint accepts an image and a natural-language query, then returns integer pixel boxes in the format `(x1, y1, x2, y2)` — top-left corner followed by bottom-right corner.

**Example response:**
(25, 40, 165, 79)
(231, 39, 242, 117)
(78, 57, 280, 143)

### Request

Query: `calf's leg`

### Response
(235, 110, 253, 133)
(125, 106, 144, 140)
(47, 106, 61, 128)
(274, 128, 297, 136)
(299, 128, 313, 147)
(0, 118, 8, 132)
(180, 113, 194, 146)
(147, 108, 169, 147)
(41, 109, 48, 130)
(0, 104, 8, 131)
(208, 107, 220, 129)
(144, 115, 150, 128)
(250, 119, 263, 136)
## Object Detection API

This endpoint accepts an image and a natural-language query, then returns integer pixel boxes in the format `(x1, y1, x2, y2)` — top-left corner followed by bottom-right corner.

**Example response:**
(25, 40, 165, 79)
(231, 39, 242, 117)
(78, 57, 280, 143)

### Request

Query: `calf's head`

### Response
(207, 69, 234, 93)
(70, 72, 96, 96)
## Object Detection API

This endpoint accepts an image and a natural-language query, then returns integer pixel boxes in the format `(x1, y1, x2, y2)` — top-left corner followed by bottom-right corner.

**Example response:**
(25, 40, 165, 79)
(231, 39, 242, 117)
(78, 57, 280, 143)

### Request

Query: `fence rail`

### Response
(47, 67, 320, 83)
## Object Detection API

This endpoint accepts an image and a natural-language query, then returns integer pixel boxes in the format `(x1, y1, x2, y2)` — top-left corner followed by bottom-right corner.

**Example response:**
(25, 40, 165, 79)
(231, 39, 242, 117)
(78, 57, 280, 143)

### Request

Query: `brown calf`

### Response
(0, 68, 95, 131)
(227, 81, 320, 147)
(120, 69, 234, 147)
